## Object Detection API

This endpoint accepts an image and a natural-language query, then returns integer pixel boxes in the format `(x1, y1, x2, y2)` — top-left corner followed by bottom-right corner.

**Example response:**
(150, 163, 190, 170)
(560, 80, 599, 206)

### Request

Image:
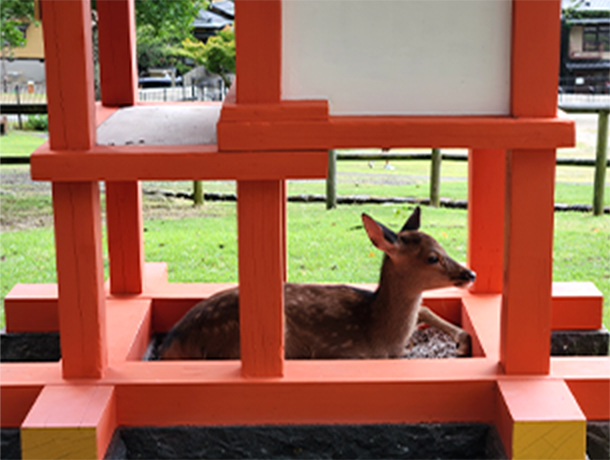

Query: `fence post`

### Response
(593, 109, 608, 216)
(193, 180, 204, 206)
(15, 85, 23, 129)
(430, 148, 441, 207)
(326, 150, 337, 209)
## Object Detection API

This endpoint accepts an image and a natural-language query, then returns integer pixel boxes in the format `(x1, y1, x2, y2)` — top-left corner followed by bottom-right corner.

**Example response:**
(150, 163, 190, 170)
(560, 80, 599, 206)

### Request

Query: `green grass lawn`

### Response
(1, 202, 608, 330)
(0, 129, 48, 156)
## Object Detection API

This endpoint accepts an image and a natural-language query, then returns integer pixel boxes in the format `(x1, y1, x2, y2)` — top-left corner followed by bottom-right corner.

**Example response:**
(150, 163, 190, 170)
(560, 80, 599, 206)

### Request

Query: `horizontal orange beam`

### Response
(217, 115, 575, 151)
(6, 281, 599, 333)
(30, 144, 328, 182)
(2, 359, 607, 426)
(220, 100, 329, 122)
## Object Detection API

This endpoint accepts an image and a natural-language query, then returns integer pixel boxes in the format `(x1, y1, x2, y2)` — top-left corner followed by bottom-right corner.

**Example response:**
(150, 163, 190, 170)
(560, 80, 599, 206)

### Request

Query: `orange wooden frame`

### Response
(3, 1, 608, 459)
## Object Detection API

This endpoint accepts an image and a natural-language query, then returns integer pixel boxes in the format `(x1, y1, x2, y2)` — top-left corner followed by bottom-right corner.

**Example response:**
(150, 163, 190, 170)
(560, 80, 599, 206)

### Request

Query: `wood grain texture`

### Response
(501, 149, 556, 374)
(41, 0, 96, 150)
(237, 180, 285, 377)
(52, 182, 107, 378)
(21, 385, 116, 460)
(97, 0, 137, 106)
(467, 149, 505, 293)
(106, 181, 144, 294)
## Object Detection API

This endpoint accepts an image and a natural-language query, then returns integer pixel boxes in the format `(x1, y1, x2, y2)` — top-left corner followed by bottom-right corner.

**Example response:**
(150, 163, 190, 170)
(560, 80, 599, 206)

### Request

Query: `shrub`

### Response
(25, 115, 48, 131)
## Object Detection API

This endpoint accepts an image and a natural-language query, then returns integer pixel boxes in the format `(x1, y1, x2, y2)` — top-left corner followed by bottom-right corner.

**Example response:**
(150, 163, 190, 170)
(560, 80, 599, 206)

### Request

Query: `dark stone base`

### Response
(106, 423, 507, 460)
(551, 328, 610, 356)
(0, 332, 60, 362)
(587, 420, 610, 460)
(1, 428, 21, 460)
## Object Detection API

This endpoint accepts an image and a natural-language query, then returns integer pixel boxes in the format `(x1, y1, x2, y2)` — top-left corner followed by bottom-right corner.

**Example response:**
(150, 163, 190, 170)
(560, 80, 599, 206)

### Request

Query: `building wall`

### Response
(11, 22, 45, 59)
(569, 25, 610, 60)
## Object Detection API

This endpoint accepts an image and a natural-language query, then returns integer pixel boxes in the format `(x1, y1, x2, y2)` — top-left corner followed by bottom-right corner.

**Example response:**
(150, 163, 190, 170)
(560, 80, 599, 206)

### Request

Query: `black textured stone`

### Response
(587, 421, 610, 460)
(1, 428, 21, 460)
(111, 423, 506, 460)
(551, 328, 610, 356)
(0, 332, 61, 362)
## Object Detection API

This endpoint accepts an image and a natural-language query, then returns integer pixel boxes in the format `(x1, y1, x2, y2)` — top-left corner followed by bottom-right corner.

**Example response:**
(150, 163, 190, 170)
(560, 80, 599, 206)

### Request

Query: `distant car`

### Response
(138, 76, 183, 88)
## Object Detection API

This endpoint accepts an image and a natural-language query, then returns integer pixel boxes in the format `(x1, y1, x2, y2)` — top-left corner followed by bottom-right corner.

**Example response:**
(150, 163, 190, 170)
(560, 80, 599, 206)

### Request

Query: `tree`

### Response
(182, 28, 235, 86)
(1, 0, 36, 51)
(135, 0, 205, 42)
(134, 0, 206, 74)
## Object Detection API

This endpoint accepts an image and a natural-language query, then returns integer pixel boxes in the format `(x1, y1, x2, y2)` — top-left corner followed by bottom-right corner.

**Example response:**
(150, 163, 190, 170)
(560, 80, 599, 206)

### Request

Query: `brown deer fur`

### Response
(159, 207, 476, 360)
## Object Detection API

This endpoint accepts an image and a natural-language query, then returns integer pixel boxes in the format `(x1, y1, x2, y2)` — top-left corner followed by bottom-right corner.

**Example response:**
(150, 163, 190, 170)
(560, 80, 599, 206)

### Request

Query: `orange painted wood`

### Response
(115, 379, 496, 427)
(235, 0, 281, 103)
(4, 284, 58, 332)
(52, 182, 107, 379)
(551, 282, 603, 330)
(5, 281, 601, 334)
(22, 385, 116, 460)
(96, 103, 119, 126)
(558, 356, 610, 420)
(220, 100, 329, 122)
(41, 0, 96, 150)
(511, 0, 562, 117)
(496, 379, 586, 459)
(97, 0, 137, 106)
(467, 149, 505, 293)
(217, 116, 576, 152)
(462, 294, 502, 360)
(105, 181, 144, 294)
(237, 180, 285, 377)
(106, 299, 151, 363)
(501, 149, 556, 375)
(0, 387, 42, 427)
(30, 144, 329, 182)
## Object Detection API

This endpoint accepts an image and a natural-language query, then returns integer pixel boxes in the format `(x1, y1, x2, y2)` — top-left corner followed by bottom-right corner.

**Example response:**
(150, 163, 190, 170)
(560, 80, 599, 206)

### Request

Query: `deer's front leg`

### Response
(417, 306, 471, 357)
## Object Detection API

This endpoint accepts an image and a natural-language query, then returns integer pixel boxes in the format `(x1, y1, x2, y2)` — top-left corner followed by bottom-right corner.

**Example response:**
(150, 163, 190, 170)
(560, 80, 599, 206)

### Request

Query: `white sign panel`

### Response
(282, 0, 512, 115)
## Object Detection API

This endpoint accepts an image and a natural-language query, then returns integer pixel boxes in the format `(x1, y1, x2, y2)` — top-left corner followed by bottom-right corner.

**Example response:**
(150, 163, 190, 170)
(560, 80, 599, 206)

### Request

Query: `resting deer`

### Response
(159, 207, 475, 360)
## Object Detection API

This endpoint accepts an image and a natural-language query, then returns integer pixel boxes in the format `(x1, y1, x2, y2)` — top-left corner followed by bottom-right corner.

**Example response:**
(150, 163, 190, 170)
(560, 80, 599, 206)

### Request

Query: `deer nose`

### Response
(462, 269, 476, 282)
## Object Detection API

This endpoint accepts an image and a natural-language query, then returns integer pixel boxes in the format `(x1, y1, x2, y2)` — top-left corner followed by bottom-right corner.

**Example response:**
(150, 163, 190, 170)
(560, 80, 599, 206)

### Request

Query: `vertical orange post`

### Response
(106, 182, 145, 294)
(235, 0, 281, 104)
(467, 149, 505, 293)
(97, 0, 144, 295)
(237, 181, 285, 377)
(234, 0, 286, 377)
(96, 0, 138, 107)
(53, 182, 108, 379)
(42, 0, 107, 378)
(42, 0, 96, 151)
(501, 0, 562, 375)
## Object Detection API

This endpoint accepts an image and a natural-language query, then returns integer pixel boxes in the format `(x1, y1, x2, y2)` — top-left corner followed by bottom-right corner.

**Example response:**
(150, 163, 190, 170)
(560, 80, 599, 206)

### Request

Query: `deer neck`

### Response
(369, 256, 422, 354)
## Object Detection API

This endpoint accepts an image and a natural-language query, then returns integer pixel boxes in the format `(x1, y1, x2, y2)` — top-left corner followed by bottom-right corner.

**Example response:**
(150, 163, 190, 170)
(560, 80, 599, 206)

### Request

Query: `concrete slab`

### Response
(96, 104, 221, 146)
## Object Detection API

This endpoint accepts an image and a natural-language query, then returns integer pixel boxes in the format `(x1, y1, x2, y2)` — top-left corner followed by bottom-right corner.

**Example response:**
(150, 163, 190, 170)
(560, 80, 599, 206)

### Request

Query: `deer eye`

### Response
(427, 255, 440, 264)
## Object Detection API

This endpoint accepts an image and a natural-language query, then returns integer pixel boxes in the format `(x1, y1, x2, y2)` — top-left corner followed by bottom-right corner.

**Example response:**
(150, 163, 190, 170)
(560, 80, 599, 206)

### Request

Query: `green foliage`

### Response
(136, 24, 191, 73)
(135, 0, 205, 42)
(1, 0, 36, 51)
(24, 114, 48, 131)
(200, 28, 235, 85)
(134, 0, 206, 73)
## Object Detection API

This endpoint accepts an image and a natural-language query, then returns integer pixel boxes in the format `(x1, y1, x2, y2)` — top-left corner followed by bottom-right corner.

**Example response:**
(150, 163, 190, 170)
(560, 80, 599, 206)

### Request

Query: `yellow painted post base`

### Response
(21, 385, 116, 460)
(497, 380, 586, 459)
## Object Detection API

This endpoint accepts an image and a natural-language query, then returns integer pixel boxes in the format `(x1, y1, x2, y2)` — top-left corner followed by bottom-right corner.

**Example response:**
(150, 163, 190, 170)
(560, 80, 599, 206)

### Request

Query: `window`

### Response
(583, 24, 610, 52)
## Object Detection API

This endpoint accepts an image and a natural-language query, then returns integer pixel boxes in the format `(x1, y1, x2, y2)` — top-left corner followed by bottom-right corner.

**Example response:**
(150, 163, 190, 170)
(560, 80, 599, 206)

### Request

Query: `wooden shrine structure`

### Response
(2, 0, 608, 458)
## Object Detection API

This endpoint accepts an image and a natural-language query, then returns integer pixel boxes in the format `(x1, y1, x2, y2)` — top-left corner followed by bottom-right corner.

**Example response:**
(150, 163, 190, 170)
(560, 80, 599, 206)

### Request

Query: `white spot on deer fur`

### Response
(340, 340, 354, 349)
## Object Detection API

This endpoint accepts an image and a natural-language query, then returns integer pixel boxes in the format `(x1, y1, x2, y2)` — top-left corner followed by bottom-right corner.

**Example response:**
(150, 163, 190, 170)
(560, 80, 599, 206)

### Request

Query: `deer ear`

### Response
(401, 206, 421, 232)
(362, 213, 397, 252)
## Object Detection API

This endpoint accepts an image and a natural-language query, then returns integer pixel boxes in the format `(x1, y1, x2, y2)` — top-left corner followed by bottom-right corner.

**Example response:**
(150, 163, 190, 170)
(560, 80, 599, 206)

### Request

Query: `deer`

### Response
(159, 207, 476, 360)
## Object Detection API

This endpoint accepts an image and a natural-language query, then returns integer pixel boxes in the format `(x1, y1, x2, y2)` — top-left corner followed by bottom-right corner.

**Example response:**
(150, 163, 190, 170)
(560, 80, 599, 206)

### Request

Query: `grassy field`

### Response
(1, 200, 608, 330)
(0, 129, 48, 156)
